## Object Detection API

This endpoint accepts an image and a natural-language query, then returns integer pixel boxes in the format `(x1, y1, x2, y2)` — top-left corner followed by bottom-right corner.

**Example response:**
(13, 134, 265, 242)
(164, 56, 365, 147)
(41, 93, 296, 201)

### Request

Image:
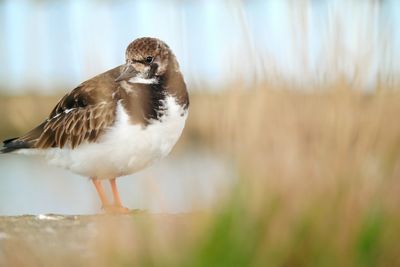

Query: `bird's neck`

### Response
(118, 58, 188, 125)
(159, 58, 189, 109)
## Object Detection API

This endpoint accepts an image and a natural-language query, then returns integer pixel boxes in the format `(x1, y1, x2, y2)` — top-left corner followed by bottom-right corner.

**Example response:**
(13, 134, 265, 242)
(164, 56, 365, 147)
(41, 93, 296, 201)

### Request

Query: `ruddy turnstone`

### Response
(1, 37, 189, 213)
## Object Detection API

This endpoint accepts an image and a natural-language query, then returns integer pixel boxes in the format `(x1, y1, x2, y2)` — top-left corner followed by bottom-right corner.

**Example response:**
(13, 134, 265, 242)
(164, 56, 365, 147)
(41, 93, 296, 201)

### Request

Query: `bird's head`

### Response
(115, 37, 175, 84)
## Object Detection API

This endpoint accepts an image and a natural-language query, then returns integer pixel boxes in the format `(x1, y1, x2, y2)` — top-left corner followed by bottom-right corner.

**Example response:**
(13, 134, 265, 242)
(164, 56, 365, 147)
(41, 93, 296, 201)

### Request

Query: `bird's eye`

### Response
(145, 56, 154, 63)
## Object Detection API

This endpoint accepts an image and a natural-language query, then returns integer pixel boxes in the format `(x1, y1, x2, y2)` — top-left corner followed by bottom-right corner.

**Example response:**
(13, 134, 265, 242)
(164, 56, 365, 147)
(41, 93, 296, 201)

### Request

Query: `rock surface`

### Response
(0, 211, 166, 266)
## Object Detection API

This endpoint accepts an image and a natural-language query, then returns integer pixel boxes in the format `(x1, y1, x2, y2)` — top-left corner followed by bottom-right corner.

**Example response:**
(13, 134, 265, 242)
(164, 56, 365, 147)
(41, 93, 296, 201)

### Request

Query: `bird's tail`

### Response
(1, 121, 46, 153)
(1, 137, 31, 153)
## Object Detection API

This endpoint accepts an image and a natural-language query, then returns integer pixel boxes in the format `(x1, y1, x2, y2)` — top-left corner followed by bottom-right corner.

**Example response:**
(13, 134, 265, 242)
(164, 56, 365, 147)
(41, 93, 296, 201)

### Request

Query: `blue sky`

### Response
(0, 0, 399, 93)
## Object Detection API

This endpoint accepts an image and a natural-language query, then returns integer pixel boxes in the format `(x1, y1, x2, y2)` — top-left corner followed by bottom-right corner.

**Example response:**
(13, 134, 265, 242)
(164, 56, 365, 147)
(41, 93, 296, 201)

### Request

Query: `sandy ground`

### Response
(0, 211, 174, 267)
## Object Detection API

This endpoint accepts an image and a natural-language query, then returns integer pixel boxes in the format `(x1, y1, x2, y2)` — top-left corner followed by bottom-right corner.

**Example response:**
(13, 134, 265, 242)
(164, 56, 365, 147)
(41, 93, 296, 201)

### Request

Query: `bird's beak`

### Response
(115, 64, 137, 82)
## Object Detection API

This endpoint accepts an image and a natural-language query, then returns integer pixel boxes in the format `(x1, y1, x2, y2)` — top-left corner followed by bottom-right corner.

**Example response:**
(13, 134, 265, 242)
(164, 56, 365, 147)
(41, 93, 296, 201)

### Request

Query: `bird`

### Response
(1, 37, 189, 213)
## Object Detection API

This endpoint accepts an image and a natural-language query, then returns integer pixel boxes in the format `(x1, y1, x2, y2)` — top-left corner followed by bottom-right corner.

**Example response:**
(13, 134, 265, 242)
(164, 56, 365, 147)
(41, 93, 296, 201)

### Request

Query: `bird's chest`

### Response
(102, 95, 188, 173)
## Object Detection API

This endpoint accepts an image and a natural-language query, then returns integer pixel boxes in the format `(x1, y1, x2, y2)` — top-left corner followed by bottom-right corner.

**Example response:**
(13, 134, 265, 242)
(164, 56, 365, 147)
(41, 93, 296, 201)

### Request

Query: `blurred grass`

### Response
(1, 79, 400, 266)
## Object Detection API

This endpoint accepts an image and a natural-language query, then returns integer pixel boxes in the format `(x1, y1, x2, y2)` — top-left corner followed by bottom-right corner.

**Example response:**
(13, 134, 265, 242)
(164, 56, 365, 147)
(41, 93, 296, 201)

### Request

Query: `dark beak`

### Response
(115, 64, 137, 82)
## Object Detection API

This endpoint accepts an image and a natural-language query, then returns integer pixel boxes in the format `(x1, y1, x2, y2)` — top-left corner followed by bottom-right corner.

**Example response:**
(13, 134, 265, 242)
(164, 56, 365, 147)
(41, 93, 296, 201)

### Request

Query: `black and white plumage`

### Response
(1, 37, 189, 212)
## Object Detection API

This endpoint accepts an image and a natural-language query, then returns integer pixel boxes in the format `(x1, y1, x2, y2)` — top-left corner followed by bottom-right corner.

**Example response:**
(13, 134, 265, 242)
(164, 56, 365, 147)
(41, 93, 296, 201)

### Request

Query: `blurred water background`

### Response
(0, 0, 399, 93)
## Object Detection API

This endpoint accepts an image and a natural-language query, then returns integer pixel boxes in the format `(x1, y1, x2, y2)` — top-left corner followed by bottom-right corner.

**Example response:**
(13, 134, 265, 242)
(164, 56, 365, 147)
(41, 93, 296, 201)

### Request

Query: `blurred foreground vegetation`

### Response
(1, 80, 400, 267)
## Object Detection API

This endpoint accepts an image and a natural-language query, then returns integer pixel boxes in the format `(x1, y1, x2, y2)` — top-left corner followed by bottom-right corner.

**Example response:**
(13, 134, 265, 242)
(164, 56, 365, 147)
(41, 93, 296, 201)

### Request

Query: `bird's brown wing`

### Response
(2, 66, 122, 152)
(36, 101, 116, 149)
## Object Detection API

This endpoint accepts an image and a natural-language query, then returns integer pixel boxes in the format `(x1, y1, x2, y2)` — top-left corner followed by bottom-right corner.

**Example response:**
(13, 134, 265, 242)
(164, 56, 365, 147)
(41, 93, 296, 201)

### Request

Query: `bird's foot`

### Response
(102, 204, 130, 214)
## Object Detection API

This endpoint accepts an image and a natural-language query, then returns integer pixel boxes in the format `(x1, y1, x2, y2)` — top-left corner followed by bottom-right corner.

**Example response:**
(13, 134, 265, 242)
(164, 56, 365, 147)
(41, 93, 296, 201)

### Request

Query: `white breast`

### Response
(42, 95, 188, 179)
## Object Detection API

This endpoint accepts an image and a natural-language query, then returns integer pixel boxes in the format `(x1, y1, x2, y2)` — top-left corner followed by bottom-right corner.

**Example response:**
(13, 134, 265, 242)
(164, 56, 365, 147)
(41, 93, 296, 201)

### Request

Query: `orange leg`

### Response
(91, 178, 129, 213)
(92, 178, 110, 207)
(110, 178, 123, 207)
(109, 178, 129, 213)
